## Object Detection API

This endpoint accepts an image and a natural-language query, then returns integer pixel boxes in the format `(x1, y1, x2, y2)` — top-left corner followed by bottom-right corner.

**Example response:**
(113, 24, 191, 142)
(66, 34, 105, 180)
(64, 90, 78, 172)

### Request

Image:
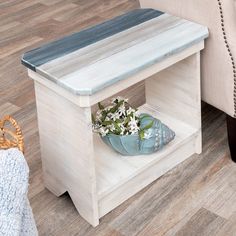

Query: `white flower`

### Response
(105, 116, 111, 121)
(129, 116, 138, 126)
(110, 112, 120, 121)
(109, 124, 116, 132)
(93, 97, 142, 137)
(118, 104, 126, 116)
(99, 127, 109, 136)
(128, 116, 140, 134)
(130, 126, 139, 133)
(126, 107, 134, 115)
(105, 105, 113, 112)
(96, 110, 103, 121)
(120, 129, 125, 135)
(130, 130, 138, 135)
(144, 129, 152, 139)
(130, 123, 139, 130)
(106, 112, 113, 119)
(135, 110, 140, 116)
(119, 123, 125, 132)
(112, 96, 128, 104)
(92, 123, 101, 132)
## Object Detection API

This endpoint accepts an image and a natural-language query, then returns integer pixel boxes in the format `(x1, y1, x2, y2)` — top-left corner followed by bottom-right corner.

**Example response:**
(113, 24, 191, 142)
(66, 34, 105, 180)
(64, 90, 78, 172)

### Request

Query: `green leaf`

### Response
(109, 100, 123, 113)
(143, 120, 154, 130)
(115, 119, 122, 123)
(139, 130, 145, 140)
(98, 102, 104, 110)
(102, 120, 113, 126)
(139, 114, 150, 121)
(100, 110, 108, 122)
(101, 111, 107, 117)
(124, 116, 130, 125)
(114, 122, 122, 134)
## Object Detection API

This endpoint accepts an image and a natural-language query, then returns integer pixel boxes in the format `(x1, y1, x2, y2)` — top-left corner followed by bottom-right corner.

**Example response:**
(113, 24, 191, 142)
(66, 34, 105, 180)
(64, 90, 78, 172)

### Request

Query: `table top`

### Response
(22, 9, 208, 96)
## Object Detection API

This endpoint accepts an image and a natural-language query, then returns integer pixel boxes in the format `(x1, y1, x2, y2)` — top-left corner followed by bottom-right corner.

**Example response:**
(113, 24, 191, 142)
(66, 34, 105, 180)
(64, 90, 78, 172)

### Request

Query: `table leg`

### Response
(34, 81, 99, 226)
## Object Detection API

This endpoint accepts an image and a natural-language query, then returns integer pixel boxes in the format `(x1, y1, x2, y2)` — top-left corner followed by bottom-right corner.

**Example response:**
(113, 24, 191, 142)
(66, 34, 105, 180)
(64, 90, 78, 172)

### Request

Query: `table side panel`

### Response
(34, 81, 99, 226)
(145, 52, 202, 154)
(145, 53, 201, 129)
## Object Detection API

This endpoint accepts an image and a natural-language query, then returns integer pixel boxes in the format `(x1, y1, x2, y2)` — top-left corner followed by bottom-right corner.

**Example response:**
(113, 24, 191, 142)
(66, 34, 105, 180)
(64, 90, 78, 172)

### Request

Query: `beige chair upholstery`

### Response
(139, 0, 236, 118)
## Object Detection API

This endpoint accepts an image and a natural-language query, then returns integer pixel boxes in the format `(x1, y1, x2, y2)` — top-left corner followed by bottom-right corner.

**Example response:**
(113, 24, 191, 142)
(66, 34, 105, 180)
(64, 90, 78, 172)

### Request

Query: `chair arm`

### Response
(139, 0, 236, 117)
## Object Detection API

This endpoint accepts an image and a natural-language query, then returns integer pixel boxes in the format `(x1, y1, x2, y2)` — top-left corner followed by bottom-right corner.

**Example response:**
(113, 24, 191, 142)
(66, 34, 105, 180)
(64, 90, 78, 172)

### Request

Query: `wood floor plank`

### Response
(37, 0, 71, 6)
(31, 190, 81, 236)
(0, 36, 42, 59)
(174, 208, 226, 236)
(0, 0, 37, 13)
(216, 212, 236, 236)
(28, 2, 78, 24)
(0, 21, 21, 33)
(53, 0, 117, 22)
(0, 3, 46, 25)
(0, 102, 20, 117)
(203, 167, 236, 219)
(0, 0, 22, 8)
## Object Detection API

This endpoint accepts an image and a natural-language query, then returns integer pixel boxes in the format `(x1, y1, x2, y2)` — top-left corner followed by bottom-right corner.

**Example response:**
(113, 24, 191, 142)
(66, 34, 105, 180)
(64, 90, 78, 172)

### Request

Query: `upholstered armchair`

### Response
(139, 0, 236, 162)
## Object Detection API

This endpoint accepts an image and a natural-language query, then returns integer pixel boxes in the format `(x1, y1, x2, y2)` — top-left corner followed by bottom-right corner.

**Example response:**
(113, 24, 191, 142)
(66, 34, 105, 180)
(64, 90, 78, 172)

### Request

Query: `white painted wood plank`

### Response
(39, 14, 180, 77)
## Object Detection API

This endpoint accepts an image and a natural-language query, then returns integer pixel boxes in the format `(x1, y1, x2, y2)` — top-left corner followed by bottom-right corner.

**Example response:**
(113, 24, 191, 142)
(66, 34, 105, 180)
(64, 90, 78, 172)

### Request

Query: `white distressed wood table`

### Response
(22, 9, 208, 226)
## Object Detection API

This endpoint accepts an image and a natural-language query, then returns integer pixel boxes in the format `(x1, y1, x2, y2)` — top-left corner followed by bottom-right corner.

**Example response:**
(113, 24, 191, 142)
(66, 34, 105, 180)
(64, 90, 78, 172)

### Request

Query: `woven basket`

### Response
(101, 113, 175, 156)
(0, 116, 24, 153)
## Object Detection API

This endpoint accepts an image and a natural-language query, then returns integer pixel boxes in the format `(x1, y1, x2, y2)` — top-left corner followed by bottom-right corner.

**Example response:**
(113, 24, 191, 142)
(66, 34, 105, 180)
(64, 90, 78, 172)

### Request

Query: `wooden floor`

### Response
(1, 0, 236, 235)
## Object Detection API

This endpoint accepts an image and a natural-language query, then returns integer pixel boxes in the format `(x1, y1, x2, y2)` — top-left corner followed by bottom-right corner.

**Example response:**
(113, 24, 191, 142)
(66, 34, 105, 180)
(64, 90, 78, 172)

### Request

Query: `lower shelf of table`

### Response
(94, 104, 200, 217)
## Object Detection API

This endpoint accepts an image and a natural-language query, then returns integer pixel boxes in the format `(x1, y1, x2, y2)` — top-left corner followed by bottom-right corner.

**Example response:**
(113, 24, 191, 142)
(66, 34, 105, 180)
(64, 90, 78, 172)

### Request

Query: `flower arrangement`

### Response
(92, 97, 153, 139)
(92, 97, 175, 156)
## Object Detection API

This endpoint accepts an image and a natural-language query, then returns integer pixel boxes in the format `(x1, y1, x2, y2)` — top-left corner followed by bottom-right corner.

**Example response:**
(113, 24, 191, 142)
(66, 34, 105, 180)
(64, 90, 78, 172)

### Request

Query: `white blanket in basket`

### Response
(0, 148, 38, 236)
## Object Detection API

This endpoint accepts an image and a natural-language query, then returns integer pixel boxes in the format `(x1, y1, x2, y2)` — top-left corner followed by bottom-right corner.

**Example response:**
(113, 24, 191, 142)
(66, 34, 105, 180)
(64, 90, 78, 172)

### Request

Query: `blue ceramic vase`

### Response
(101, 113, 175, 156)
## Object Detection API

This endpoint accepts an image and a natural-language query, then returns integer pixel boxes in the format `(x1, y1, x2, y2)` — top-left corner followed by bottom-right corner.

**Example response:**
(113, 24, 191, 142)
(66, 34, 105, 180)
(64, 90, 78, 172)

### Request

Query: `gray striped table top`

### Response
(21, 9, 208, 95)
